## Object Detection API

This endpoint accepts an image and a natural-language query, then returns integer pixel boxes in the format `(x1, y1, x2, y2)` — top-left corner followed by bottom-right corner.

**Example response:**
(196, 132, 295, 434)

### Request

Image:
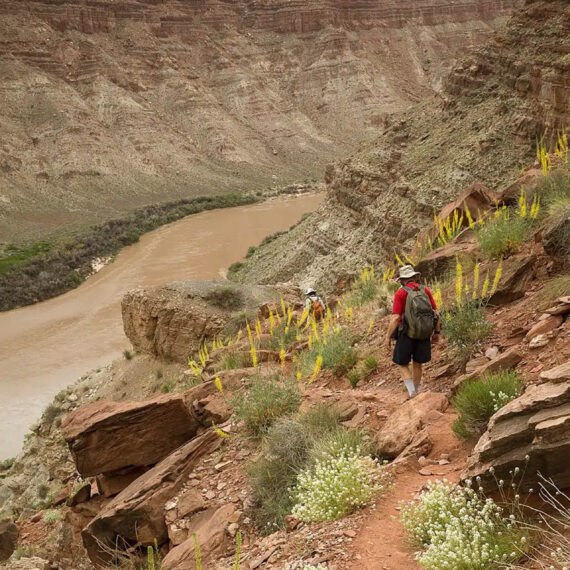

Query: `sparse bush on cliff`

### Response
(347, 355, 378, 388)
(42, 509, 62, 525)
(346, 267, 391, 308)
(442, 302, 494, 362)
(206, 285, 245, 311)
(216, 350, 249, 371)
(452, 371, 524, 439)
(231, 373, 301, 436)
(538, 275, 570, 307)
(400, 479, 528, 569)
(123, 348, 133, 360)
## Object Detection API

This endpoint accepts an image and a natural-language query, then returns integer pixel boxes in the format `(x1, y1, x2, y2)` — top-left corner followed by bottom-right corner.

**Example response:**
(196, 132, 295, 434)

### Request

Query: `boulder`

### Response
(462, 381, 570, 492)
(62, 393, 199, 477)
(414, 239, 479, 282)
(162, 504, 236, 570)
(540, 361, 570, 383)
(63, 381, 223, 477)
(96, 467, 147, 498)
(0, 519, 18, 562)
(82, 430, 221, 568)
(525, 315, 563, 341)
(542, 207, 570, 263)
(376, 392, 448, 458)
(121, 281, 277, 362)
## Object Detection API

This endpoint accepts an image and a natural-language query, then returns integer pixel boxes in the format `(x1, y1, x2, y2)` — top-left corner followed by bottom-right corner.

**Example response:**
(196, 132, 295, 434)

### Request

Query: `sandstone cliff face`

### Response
(235, 0, 570, 291)
(0, 0, 520, 240)
(122, 280, 277, 362)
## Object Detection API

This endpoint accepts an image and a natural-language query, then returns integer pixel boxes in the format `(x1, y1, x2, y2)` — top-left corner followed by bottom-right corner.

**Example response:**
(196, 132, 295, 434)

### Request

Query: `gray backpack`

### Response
(403, 285, 435, 340)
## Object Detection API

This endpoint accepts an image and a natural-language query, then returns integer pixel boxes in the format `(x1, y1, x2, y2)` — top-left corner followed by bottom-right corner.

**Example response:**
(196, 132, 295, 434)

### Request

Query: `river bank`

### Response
(0, 193, 324, 458)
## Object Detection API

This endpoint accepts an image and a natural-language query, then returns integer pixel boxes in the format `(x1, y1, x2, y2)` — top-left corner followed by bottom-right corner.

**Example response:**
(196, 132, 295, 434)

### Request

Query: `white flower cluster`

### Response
(489, 390, 511, 412)
(400, 480, 526, 569)
(290, 446, 389, 523)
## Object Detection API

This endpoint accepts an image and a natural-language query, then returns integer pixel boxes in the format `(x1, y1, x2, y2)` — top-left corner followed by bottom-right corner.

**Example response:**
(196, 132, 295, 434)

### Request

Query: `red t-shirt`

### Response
(392, 282, 437, 324)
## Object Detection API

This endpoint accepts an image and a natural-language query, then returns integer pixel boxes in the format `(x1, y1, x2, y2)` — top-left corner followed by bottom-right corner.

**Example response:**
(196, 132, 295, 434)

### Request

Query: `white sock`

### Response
(404, 378, 416, 397)
(414, 381, 421, 394)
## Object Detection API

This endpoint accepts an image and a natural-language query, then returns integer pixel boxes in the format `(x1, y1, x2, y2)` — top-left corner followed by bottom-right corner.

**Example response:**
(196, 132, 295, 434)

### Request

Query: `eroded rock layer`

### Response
(0, 0, 520, 239)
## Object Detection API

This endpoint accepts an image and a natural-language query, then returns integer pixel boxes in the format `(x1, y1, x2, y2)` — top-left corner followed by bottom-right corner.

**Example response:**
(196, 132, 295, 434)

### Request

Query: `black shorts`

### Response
(392, 332, 431, 365)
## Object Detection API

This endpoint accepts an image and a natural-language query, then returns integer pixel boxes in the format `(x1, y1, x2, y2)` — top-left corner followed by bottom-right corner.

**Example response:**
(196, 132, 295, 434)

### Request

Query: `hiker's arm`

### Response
(385, 314, 399, 350)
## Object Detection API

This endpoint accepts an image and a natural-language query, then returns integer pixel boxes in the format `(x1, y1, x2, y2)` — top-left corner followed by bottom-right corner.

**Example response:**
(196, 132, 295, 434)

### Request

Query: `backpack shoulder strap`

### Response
(419, 284, 426, 292)
(402, 285, 413, 293)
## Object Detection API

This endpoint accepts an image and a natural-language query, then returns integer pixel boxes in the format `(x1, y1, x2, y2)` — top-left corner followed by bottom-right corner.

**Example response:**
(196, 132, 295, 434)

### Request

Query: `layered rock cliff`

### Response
(234, 0, 570, 291)
(0, 0, 520, 240)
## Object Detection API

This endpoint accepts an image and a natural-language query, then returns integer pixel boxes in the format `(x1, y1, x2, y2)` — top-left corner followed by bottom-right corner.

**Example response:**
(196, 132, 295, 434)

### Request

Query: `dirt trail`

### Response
(0, 194, 323, 459)
(347, 409, 466, 570)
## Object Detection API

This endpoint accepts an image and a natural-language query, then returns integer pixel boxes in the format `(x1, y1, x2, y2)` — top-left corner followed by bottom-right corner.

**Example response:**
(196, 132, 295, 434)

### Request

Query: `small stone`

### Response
(419, 467, 433, 476)
(215, 460, 233, 471)
(227, 522, 239, 538)
(67, 393, 78, 402)
(440, 453, 450, 461)
(344, 530, 357, 538)
(205, 491, 216, 500)
(438, 459, 450, 465)
(217, 482, 227, 491)
(485, 346, 499, 360)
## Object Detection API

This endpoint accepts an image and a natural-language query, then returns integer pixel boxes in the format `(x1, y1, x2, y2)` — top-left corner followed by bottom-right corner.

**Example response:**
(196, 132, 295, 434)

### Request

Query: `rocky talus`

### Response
(235, 0, 570, 291)
(0, 0, 520, 240)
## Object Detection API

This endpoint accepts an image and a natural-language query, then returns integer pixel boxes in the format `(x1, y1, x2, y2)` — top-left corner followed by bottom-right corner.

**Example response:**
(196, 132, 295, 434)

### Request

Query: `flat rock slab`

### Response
(525, 315, 563, 341)
(540, 361, 570, 383)
(376, 392, 448, 459)
(82, 430, 221, 568)
(62, 392, 200, 476)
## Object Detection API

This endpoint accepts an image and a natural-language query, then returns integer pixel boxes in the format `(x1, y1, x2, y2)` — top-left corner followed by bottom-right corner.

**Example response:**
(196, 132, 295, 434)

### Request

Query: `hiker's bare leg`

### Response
(412, 361, 423, 393)
(399, 365, 416, 397)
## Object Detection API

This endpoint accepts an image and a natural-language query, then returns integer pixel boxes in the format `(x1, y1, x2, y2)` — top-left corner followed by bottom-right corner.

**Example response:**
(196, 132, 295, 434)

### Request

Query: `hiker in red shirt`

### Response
(385, 265, 440, 398)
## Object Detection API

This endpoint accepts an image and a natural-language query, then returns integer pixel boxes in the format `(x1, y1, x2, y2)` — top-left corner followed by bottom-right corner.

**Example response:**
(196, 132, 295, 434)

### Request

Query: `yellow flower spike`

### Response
(246, 322, 253, 343)
(326, 306, 332, 321)
(296, 371, 302, 381)
(481, 272, 490, 298)
(472, 262, 480, 299)
(491, 259, 503, 296)
(464, 203, 474, 229)
(518, 187, 527, 218)
(269, 309, 275, 329)
(433, 286, 443, 309)
(299, 309, 309, 326)
(455, 258, 463, 306)
(215, 377, 223, 393)
(236, 329, 242, 342)
(310, 354, 323, 383)
(280, 349, 286, 368)
(280, 297, 287, 319)
(311, 318, 319, 341)
(348, 307, 354, 323)
(464, 283, 470, 295)
(308, 335, 313, 350)
(368, 319, 375, 334)
(212, 421, 230, 438)
(250, 343, 258, 368)
(286, 308, 293, 328)
(395, 252, 405, 267)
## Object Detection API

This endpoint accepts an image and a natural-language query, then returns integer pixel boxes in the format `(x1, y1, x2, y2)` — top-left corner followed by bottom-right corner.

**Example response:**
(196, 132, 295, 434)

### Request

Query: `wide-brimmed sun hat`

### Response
(306, 288, 317, 296)
(397, 265, 420, 281)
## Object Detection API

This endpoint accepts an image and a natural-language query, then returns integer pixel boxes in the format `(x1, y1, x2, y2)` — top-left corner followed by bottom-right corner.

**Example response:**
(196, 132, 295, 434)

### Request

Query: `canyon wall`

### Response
(0, 0, 521, 240)
(234, 0, 570, 291)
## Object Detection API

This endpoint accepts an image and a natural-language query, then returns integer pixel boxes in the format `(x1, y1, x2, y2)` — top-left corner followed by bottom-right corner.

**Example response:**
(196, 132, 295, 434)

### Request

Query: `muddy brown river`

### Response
(0, 194, 323, 458)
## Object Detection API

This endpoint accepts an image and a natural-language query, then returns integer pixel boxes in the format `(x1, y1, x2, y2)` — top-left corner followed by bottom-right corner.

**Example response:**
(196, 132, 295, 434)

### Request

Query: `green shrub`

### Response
(347, 368, 361, 388)
(347, 355, 378, 389)
(216, 350, 249, 371)
(160, 380, 175, 393)
(246, 246, 257, 258)
(267, 323, 299, 351)
(123, 348, 133, 360)
(291, 446, 390, 522)
(206, 286, 244, 311)
(0, 457, 14, 471)
(400, 479, 528, 569)
(231, 374, 301, 436)
(300, 329, 357, 377)
(452, 371, 524, 439)
(477, 212, 533, 258)
(227, 261, 244, 277)
(363, 356, 378, 372)
(537, 275, 570, 307)
(442, 303, 494, 361)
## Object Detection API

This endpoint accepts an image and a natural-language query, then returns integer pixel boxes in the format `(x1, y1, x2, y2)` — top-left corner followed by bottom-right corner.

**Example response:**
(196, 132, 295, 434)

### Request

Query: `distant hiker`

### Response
(385, 265, 440, 398)
(304, 288, 326, 320)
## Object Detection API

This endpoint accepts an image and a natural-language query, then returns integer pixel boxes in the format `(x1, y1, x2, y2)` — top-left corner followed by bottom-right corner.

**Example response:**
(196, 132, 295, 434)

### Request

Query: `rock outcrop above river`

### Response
(0, 0, 520, 241)
(234, 0, 570, 291)
(122, 281, 278, 362)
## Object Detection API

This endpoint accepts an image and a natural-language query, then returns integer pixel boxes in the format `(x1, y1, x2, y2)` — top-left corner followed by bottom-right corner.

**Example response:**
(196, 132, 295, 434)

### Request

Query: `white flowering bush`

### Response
(400, 480, 528, 569)
(291, 444, 391, 523)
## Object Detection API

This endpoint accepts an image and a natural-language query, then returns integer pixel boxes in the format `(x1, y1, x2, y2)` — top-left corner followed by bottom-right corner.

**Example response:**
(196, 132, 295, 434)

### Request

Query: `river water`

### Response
(0, 194, 323, 458)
